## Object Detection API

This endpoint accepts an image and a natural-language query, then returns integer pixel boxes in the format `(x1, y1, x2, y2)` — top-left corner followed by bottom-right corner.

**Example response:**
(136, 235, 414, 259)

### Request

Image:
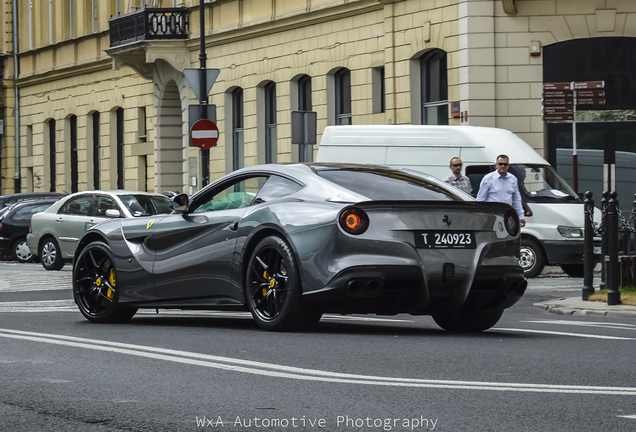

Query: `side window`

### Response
(93, 195, 120, 217)
(59, 195, 93, 216)
(193, 176, 268, 213)
(13, 203, 52, 221)
(254, 176, 303, 203)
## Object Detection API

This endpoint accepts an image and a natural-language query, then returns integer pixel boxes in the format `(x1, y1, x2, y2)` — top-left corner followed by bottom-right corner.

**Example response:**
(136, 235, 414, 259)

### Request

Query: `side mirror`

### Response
(105, 209, 121, 218)
(170, 193, 189, 213)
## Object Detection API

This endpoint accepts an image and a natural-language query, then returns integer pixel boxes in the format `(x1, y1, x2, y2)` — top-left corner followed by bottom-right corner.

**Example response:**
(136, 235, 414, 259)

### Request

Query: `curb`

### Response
(533, 298, 636, 318)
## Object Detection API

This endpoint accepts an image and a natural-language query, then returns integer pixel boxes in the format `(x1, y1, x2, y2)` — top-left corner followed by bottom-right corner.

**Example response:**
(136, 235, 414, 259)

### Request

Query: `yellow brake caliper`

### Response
(262, 271, 272, 296)
(106, 268, 116, 299)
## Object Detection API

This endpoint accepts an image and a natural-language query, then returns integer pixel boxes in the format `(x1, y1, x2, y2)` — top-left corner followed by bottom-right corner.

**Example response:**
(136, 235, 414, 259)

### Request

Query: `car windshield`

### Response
(508, 164, 581, 203)
(119, 195, 173, 217)
(315, 167, 463, 201)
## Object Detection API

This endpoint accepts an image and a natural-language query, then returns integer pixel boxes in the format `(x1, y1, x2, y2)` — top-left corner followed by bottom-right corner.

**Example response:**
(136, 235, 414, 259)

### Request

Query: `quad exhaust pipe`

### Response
(346, 278, 384, 297)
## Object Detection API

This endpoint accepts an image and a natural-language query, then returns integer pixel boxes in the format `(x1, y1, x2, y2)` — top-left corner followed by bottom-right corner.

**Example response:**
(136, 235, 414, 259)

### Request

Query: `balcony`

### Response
(106, 8, 191, 79)
(109, 8, 189, 48)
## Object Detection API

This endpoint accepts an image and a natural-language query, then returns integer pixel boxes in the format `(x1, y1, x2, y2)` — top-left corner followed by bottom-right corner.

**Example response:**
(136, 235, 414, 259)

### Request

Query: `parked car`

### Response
(0, 199, 60, 262)
(28, 191, 173, 270)
(72, 163, 526, 332)
(0, 192, 66, 208)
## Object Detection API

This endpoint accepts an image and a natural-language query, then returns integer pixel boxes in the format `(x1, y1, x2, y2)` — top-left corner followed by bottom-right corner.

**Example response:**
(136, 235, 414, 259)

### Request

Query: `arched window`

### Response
(69, 115, 78, 193)
(48, 119, 56, 192)
(420, 49, 448, 125)
(264, 82, 277, 164)
(297, 75, 313, 162)
(335, 68, 352, 125)
(92, 112, 100, 189)
(116, 108, 124, 189)
(232, 88, 244, 171)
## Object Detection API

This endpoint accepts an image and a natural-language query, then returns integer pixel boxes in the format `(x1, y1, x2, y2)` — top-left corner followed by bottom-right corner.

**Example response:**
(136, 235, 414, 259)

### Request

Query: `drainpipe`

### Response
(12, 0, 21, 192)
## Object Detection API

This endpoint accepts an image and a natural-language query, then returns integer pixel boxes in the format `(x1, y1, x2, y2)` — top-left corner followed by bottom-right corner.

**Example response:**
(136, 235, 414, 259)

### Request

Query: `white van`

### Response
(316, 125, 596, 278)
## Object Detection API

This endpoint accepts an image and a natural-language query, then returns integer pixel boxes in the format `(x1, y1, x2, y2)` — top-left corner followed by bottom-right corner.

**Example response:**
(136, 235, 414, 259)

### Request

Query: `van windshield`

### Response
(508, 164, 581, 204)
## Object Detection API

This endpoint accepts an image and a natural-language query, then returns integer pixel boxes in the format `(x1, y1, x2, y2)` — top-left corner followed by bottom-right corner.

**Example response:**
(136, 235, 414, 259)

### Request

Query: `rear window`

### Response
(315, 168, 463, 201)
(119, 195, 172, 217)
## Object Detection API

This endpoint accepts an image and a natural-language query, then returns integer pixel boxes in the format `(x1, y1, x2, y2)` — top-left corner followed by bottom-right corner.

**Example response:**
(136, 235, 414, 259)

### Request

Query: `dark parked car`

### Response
(0, 199, 59, 262)
(72, 163, 526, 332)
(0, 192, 65, 208)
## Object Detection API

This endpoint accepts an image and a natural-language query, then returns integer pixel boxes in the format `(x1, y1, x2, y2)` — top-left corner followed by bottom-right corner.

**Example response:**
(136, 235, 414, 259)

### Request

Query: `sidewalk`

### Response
(532, 265, 636, 318)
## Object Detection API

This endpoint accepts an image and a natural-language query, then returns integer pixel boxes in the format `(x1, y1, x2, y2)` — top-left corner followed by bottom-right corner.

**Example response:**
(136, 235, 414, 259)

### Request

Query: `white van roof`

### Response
(318, 125, 547, 166)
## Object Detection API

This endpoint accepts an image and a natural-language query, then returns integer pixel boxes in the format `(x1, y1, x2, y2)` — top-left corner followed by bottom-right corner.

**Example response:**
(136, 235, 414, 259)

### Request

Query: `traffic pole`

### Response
(607, 191, 621, 306)
(583, 191, 595, 300)
(199, 0, 210, 186)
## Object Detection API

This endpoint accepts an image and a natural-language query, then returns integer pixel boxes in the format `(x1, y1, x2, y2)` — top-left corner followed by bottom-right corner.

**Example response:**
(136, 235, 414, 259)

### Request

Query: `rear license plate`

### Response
(415, 231, 476, 249)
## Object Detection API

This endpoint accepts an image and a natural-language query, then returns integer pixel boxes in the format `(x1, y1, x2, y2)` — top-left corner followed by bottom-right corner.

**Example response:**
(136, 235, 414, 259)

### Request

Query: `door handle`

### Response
(228, 222, 238, 231)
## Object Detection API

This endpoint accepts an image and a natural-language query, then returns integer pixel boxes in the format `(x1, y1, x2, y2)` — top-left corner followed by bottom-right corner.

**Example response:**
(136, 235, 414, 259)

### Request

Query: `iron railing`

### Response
(109, 8, 189, 47)
(583, 191, 636, 304)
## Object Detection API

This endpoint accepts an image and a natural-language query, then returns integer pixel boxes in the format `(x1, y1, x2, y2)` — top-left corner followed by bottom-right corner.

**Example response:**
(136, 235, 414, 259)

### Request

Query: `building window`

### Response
(117, 108, 125, 189)
(232, 88, 244, 171)
(26, 125, 33, 157)
(297, 75, 313, 162)
(49, 0, 54, 44)
(69, 115, 78, 193)
(92, 112, 100, 190)
(70, 0, 76, 39)
(138, 107, 147, 143)
(29, 0, 34, 50)
(421, 49, 448, 125)
(335, 68, 352, 125)
(48, 119, 56, 192)
(373, 67, 385, 114)
(265, 82, 277, 164)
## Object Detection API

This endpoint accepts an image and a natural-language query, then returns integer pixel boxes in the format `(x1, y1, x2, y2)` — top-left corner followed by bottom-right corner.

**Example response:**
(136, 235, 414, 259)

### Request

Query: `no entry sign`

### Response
(190, 119, 219, 149)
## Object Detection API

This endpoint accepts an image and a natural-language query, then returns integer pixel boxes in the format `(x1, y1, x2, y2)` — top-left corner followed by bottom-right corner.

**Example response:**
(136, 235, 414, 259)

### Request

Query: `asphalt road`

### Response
(1, 262, 635, 432)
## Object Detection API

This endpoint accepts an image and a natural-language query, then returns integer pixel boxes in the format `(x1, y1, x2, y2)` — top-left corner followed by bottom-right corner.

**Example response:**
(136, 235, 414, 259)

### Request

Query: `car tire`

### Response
(519, 237, 545, 278)
(12, 237, 34, 263)
(432, 309, 504, 332)
(39, 237, 65, 270)
(73, 241, 137, 323)
(560, 264, 585, 278)
(245, 236, 321, 331)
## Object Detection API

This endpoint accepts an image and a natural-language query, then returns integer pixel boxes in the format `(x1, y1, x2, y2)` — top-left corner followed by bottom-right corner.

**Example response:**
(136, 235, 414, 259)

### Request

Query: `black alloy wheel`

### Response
(73, 241, 137, 323)
(39, 236, 65, 270)
(432, 309, 504, 332)
(246, 236, 321, 331)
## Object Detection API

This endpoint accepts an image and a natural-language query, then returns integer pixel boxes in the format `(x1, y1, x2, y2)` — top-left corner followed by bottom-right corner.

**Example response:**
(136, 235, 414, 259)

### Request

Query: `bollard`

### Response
(583, 191, 595, 300)
(607, 191, 621, 306)
(599, 191, 609, 290)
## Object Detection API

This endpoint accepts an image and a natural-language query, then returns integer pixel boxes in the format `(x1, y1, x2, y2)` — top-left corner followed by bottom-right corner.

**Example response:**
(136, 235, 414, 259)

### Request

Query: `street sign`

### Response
(543, 90, 573, 98)
(542, 113, 574, 121)
(183, 68, 220, 102)
(577, 97, 606, 105)
(543, 82, 571, 90)
(573, 80, 604, 89)
(190, 119, 219, 149)
(542, 98, 573, 106)
(577, 89, 605, 98)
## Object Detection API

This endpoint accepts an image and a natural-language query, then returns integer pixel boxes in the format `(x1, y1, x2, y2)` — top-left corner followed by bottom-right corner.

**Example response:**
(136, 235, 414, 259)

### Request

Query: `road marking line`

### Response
(495, 327, 636, 340)
(1, 328, 636, 395)
(523, 320, 636, 330)
(617, 415, 636, 419)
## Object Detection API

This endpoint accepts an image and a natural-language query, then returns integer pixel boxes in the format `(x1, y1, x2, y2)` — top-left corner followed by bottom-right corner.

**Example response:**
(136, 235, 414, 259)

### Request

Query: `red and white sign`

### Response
(190, 119, 219, 149)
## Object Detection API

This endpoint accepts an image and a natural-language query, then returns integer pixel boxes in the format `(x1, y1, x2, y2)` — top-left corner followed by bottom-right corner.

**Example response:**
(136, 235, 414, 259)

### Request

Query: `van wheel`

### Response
(519, 238, 545, 278)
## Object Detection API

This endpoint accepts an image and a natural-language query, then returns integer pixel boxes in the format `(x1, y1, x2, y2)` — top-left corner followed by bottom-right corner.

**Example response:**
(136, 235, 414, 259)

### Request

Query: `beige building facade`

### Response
(1, 0, 635, 199)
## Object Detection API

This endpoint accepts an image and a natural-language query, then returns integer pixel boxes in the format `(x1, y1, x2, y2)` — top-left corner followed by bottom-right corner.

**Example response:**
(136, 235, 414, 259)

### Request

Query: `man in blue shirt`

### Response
(476, 154, 526, 227)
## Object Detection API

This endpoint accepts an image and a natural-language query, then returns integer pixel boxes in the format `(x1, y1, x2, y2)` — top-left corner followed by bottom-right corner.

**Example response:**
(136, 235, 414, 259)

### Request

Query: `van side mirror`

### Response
(170, 194, 189, 213)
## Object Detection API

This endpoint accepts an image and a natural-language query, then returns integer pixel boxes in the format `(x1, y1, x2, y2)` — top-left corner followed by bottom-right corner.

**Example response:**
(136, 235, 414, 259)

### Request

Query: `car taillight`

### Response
(339, 207, 369, 235)
(504, 209, 520, 236)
